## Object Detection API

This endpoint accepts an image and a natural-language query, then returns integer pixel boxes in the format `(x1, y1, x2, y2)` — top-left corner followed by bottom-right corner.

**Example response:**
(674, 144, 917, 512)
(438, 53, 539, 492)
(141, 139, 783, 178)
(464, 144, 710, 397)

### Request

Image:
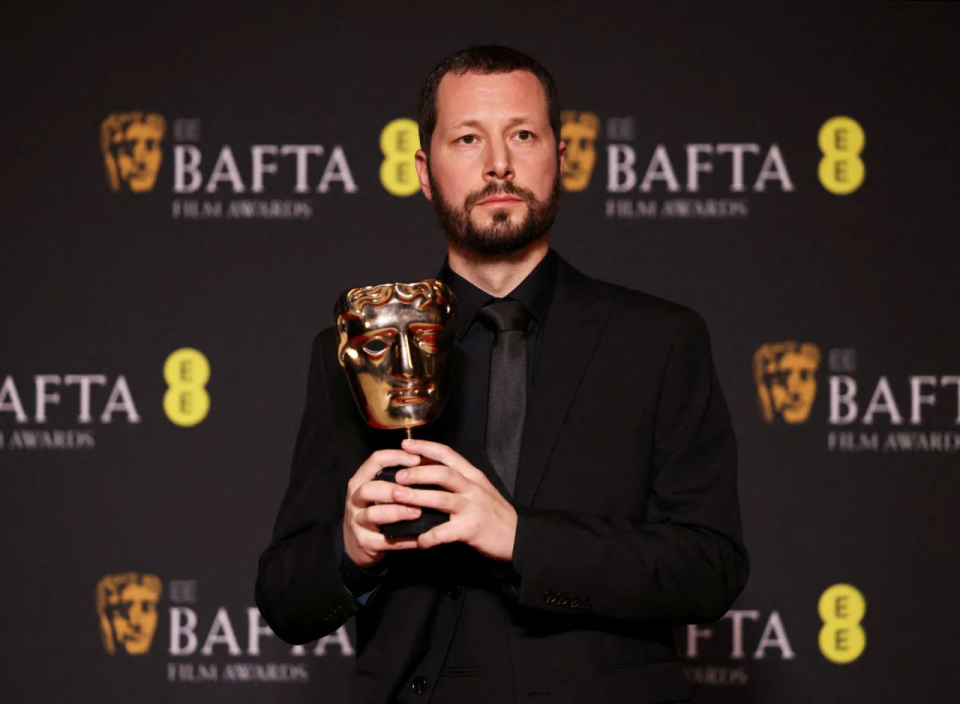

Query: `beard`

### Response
(427, 162, 561, 257)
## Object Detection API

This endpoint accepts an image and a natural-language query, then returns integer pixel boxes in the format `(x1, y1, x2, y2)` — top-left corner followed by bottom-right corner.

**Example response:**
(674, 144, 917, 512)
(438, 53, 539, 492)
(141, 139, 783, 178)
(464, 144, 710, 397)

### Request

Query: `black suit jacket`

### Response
(255, 254, 749, 704)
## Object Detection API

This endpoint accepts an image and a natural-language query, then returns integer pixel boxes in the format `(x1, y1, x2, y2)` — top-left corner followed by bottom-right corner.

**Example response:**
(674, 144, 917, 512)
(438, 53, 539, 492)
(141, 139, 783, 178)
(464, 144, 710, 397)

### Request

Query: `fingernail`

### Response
(407, 507, 420, 517)
(394, 488, 408, 500)
(402, 438, 414, 446)
(396, 469, 408, 482)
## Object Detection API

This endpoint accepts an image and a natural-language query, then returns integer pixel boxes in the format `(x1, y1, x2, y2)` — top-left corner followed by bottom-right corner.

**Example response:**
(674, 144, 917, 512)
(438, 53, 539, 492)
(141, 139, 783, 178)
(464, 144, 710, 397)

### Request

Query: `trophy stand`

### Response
(376, 427, 450, 540)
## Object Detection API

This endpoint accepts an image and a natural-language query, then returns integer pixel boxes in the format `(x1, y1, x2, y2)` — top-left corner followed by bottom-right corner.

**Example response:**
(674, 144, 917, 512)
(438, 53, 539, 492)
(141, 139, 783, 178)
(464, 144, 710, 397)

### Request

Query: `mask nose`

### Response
(393, 332, 422, 380)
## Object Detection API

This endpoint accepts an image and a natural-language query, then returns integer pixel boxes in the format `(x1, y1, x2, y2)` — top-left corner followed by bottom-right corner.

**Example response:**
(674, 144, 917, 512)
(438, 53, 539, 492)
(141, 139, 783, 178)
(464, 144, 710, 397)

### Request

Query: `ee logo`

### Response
(380, 118, 421, 197)
(163, 348, 210, 427)
(818, 116, 865, 195)
(818, 583, 866, 664)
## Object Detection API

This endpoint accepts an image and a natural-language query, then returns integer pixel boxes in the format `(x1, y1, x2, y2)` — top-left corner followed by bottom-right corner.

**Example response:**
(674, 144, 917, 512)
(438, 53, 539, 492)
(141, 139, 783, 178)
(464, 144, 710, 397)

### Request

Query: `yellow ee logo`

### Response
(818, 116, 865, 195)
(818, 583, 866, 664)
(380, 118, 421, 197)
(163, 348, 210, 427)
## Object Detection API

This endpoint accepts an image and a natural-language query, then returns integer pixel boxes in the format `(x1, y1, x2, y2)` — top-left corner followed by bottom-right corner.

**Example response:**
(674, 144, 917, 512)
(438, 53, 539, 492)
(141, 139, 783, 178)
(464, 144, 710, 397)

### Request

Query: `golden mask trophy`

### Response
(336, 279, 456, 538)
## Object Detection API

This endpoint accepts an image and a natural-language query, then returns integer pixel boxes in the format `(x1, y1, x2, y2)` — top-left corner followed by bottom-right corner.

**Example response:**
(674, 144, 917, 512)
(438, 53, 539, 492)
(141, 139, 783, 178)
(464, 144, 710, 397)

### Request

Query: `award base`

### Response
(375, 466, 450, 539)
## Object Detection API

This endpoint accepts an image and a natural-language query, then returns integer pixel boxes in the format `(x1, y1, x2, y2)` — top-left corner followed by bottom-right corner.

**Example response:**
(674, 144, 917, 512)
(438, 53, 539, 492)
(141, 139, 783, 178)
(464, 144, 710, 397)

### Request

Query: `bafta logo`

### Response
(560, 110, 599, 191)
(100, 112, 166, 193)
(754, 342, 822, 425)
(96, 573, 163, 655)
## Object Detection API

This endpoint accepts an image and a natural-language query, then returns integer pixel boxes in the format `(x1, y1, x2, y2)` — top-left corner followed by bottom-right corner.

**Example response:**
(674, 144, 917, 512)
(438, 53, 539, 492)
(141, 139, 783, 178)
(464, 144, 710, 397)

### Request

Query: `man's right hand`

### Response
(343, 449, 423, 568)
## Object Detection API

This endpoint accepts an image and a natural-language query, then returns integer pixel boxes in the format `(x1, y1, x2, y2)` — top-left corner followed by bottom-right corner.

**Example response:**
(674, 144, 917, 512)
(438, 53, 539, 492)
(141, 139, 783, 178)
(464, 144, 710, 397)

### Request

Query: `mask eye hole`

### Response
(363, 339, 389, 355)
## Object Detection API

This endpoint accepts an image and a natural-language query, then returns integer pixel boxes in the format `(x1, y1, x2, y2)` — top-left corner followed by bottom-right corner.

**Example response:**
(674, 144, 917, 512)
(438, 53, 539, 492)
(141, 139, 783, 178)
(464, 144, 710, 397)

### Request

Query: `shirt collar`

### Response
(437, 248, 558, 340)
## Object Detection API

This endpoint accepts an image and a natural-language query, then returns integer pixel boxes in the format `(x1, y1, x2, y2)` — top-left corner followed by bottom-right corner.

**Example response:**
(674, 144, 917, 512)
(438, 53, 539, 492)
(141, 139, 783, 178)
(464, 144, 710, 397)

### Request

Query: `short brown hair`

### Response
(418, 45, 561, 157)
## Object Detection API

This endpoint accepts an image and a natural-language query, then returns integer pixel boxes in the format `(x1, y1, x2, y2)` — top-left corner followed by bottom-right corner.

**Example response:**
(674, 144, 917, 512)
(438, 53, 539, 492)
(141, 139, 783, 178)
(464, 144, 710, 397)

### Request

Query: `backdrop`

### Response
(2, 3, 958, 702)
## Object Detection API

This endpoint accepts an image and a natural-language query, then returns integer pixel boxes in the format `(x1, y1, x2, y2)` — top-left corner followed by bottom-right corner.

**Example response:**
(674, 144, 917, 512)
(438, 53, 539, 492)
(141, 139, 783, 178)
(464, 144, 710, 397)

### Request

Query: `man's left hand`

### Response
(393, 438, 517, 562)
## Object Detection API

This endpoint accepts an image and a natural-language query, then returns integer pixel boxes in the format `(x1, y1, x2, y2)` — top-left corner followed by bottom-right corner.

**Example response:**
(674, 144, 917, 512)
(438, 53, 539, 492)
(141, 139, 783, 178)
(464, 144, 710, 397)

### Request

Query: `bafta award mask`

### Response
(335, 279, 456, 431)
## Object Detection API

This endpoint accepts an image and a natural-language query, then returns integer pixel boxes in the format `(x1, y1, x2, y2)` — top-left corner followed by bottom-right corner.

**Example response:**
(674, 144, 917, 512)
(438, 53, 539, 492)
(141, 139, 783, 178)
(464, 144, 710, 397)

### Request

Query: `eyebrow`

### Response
(448, 116, 537, 132)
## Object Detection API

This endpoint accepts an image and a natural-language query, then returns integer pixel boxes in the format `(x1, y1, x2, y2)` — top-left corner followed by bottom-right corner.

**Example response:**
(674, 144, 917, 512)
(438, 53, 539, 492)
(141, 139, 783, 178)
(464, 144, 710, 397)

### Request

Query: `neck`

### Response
(447, 236, 549, 297)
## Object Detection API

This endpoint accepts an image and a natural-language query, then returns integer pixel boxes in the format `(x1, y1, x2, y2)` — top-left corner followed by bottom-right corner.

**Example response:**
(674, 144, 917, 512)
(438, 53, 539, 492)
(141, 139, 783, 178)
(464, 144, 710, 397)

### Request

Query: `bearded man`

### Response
(256, 45, 748, 704)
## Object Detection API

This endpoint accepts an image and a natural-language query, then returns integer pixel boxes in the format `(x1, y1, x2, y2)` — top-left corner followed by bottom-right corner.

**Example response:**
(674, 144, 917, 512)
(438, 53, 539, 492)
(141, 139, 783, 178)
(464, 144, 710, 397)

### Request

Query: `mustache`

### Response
(464, 181, 537, 210)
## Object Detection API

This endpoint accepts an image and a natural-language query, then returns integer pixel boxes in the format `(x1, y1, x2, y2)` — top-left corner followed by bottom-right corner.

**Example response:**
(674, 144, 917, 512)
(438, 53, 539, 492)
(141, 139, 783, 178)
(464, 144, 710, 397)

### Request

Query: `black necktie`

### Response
(478, 300, 530, 495)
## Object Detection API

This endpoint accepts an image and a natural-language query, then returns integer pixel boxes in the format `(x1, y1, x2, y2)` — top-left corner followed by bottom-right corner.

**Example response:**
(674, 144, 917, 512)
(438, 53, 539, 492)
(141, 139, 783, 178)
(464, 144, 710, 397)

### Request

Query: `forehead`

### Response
(776, 352, 817, 371)
(118, 583, 157, 600)
(122, 122, 161, 139)
(346, 298, 444, 331)
(562, 121, 595, 137)
(435, 70, 549, 130)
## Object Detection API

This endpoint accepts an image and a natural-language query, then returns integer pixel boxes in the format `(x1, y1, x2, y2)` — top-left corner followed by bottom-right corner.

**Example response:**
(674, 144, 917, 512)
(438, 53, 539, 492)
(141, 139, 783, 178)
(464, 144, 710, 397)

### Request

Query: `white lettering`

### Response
(205, 146, 245, 193)
(174, 145, 203, 193)
(64, 374, 107, 423)
(640, 145, 681, 192)
(863, 376, 904, 425)
(829, 376, 858, 425)
(685, 144, 713, 192)
(0, 376, 27, 422)
(251, 145, 279, 193)
(753, 145, 794, 192)
(716, 144, 760, 192)
(200, 607, 242, 656)
(34, 375, 61, 424)
(99, 376, 140, 423)
(606, 145, 637, 192)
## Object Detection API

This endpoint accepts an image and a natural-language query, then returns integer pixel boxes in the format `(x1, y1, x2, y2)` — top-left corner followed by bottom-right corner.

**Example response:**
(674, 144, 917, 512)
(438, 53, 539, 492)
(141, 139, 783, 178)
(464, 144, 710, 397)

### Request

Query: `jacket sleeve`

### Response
(255, 331, 373, 644)
(512, 308, 749, 624)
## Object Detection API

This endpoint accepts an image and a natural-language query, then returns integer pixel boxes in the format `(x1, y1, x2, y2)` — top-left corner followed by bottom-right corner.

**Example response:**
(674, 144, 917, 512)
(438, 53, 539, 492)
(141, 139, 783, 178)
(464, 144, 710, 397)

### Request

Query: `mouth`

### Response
(388, 384, 434, 405)
(477, 196, 522, 207)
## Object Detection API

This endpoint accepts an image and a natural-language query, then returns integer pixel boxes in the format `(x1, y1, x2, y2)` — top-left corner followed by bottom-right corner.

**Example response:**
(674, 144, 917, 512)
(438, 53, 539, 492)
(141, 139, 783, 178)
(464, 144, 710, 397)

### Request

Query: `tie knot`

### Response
(479, 299, 530, 333)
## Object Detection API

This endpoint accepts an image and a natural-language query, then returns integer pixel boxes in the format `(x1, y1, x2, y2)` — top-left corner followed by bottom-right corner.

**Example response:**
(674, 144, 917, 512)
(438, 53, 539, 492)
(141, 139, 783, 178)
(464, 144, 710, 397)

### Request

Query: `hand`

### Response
(393, 438, 518, 562)
(343, 449, 424, 569)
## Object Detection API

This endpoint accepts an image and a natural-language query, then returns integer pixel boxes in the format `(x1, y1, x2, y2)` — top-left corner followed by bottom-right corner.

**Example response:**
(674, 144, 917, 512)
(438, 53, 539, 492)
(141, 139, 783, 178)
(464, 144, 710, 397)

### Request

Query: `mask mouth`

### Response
(388, 384, 435, 405)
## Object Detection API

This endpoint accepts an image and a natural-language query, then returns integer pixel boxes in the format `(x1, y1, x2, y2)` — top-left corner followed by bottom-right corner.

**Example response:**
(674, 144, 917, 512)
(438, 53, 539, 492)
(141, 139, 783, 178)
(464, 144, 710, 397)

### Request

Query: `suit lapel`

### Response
(514, 255, 611, 506)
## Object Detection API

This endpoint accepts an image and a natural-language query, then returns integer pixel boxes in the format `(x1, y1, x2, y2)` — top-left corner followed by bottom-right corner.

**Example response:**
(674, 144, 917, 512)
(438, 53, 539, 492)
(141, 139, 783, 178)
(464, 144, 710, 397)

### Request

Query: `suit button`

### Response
(544, 590, 557, 604)
(447, 585, 462, 599)
(570, 598, 580, 608)
(581, 598, 592, 610)
(412, 676, 428, 694)
(557, 594, 569, 607)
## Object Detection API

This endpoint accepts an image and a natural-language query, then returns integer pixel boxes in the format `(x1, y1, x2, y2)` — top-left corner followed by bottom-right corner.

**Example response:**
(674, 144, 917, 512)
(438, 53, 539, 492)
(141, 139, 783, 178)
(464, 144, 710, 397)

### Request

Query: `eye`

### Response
(363, 339, 389, 355)
(457, 134, 477, 145)
(515, 130, 533, 141)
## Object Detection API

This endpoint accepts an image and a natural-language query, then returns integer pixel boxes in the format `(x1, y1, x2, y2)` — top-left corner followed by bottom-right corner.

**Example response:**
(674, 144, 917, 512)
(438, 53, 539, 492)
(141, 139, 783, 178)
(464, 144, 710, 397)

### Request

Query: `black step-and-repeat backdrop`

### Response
(2, 3, 958, 702)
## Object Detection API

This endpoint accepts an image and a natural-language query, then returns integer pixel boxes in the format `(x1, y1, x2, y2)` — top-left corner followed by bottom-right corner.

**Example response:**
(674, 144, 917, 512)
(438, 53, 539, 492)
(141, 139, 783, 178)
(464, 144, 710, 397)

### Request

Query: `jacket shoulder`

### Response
(568, 263, 707, 334)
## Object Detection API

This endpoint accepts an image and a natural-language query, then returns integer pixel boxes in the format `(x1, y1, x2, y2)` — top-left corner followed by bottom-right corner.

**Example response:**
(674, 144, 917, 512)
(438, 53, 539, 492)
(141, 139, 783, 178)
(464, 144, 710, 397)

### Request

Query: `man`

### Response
(256, 46, 748, 704)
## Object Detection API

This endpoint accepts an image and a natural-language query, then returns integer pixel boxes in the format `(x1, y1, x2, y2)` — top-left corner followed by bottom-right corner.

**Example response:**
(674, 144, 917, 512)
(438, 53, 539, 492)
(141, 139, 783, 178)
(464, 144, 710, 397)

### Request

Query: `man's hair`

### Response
(417, 45, 561, 157)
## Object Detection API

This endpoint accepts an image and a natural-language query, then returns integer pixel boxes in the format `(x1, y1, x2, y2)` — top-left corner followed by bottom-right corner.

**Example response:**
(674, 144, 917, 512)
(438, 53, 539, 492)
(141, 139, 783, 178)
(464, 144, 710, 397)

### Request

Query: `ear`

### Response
(415, 149, 432, 201)
(557, 139, 567, 178)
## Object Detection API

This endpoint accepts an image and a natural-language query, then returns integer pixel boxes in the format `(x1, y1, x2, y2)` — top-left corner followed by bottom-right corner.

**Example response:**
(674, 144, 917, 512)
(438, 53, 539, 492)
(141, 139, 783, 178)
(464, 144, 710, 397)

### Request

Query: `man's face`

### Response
(109, 584, 160, 655)
(766, 352, 818, 423)
(416, 70, 565, 255)
(338, 285, 455, 430)
(111, 121, 164, 192)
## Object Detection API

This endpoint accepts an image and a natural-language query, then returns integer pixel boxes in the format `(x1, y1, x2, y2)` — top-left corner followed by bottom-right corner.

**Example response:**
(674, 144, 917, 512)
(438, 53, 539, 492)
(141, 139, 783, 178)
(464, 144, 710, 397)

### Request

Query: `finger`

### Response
(416, 518, 463, 550)
(352, 449, 421, 487)
(394, 464, 470, 493)
(360, 503, 423, 526)
(392, 486, 464, 513)
(401, 439, 485, 481)
(352, 479, 405, 507)
(357, 531, 419, 552)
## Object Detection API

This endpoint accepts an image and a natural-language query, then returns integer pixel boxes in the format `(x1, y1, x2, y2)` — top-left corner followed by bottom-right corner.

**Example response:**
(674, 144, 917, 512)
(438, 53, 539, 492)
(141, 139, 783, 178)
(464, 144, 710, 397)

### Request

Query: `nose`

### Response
(483, 135, 514, 182)
(393, 332, 422, 380)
